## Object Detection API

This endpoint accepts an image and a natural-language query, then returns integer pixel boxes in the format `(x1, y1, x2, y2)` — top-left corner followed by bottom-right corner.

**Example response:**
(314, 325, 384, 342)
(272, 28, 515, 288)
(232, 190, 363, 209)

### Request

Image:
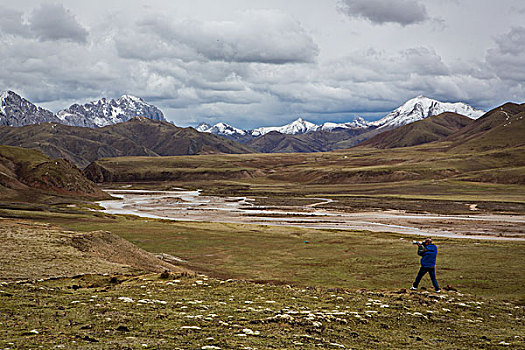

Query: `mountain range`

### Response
(0, 90, 501, 162)
(197, 96, 485, 138)
(0, 91, 166, 128)
(195, 96, 485, 152)
(0, 117, 252, 168)
(2, 90, 485, 140)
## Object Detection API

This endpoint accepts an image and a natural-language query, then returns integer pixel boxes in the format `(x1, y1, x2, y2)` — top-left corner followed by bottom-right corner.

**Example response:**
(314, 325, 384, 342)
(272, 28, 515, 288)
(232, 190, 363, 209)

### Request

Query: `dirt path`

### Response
(98, 190, 525, 241)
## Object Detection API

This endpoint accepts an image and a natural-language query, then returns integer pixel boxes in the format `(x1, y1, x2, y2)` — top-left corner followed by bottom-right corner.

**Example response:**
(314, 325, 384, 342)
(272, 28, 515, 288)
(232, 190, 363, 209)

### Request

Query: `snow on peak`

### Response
(320, 117, 370, 131)
(371, 96, 485, 129)
(0, 91, 9, 115)
(118, 95, 144, 104)
(197, 122, 246, 136)
(196, 122, 212, 132)
(252, 117, 320, 136)
(57, 95, 166, 127)
(210, 122, 247, 136)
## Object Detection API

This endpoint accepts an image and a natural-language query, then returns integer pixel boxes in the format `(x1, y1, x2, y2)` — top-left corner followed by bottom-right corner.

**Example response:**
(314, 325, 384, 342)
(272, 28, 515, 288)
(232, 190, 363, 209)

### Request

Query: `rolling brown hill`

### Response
(0, 145, 108, 201)
(447, 102, 525, 152)
(0, 117, 254, 168)
(359, 112, 473, 149)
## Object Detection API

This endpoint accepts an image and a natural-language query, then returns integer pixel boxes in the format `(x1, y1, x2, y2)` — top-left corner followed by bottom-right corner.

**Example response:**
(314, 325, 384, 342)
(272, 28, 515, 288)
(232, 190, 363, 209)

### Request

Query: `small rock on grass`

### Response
(116, 325, 130, 332)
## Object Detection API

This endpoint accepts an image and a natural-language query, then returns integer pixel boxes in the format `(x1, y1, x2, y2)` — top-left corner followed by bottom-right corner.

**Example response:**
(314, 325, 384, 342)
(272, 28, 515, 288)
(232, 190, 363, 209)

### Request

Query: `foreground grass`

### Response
(1, 273, 523, 349)
(33, 212, 524, 303)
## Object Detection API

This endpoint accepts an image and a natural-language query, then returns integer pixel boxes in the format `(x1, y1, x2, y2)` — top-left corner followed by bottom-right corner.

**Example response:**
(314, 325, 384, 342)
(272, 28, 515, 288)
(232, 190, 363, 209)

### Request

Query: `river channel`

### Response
(98, 189, 525, 241)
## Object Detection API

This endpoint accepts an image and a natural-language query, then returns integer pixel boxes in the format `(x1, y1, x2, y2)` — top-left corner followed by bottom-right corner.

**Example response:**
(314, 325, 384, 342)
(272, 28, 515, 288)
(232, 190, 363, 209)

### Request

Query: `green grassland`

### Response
(1, 272, 524, 349)
(3, 209, 522, 304)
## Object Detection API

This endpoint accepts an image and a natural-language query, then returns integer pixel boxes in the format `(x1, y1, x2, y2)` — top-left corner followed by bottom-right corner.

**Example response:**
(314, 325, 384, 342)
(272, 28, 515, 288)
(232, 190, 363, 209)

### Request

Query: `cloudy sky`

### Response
(1, 0, 524, 128)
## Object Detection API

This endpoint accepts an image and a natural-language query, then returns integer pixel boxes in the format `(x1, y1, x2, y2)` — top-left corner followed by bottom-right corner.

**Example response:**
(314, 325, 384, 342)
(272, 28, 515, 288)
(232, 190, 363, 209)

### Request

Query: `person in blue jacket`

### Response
(410, 237, 441, 292)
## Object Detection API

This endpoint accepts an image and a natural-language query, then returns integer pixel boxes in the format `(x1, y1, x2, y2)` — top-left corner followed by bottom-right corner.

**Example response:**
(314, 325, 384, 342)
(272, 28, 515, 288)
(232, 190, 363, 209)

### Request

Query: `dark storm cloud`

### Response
(338, 0, 429, 26)
(29, 3, 89, 43)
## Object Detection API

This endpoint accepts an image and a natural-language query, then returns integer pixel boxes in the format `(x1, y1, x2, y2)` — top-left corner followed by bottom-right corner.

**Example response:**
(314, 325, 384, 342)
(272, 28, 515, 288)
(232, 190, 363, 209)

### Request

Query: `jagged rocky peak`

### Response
(0, 90, 59, 127)
(56, 94, 166, 127)
(372, 96, 485, 129)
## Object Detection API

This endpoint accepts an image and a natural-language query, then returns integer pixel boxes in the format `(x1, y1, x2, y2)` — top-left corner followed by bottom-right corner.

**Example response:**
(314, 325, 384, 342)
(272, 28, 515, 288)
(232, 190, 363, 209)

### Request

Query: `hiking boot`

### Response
(410, 287, 417, 290)
(435, 289, 441, 293)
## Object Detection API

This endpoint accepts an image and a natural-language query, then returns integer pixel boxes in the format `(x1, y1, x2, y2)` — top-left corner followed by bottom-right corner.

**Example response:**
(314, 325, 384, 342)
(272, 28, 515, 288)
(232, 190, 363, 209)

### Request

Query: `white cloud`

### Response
(122, 10, 319, 64)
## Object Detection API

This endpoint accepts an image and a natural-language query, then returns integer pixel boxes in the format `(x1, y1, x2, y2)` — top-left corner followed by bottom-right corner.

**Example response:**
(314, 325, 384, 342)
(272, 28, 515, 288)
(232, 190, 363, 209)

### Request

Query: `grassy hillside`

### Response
(0, 145, 108, 201)
(448, 102, 525, 152)
(360, 112, 473, 149)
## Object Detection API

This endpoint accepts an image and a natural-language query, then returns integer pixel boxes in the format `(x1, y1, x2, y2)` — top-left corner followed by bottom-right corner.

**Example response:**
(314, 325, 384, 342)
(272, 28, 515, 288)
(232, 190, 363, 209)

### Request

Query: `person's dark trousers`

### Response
(413, 267, 440, 291)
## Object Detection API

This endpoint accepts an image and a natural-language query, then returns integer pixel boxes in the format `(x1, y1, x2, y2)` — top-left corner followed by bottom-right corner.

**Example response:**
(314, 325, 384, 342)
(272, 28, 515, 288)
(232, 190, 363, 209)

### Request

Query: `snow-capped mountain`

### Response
(252, 118, 320, 136)
(0, 90, 60, 127)
(371, 96, 485, 129)
(0, 91, 166, 128)
(57, 95, 166, 127)
(197, 122, 247, 136)
(197, 116, 371, 138)
(319, 117, 370, 131)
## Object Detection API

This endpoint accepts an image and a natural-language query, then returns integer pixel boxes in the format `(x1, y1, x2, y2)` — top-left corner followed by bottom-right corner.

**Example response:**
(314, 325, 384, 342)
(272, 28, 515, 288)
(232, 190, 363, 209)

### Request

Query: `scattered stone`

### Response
(160, 270, 170, 279)
(242, 328, 260, 335)
(181, 326, 202, 330)
(116, 325, 130, 332)
(444, 284, 458, 292)
(118, 297, 134, 303)
(81, 335, 99, 343)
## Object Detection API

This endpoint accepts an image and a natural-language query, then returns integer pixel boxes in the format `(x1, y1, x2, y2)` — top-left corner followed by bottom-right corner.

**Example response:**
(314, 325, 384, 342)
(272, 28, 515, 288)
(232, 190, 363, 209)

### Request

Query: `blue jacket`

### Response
(418, 244, 437, 267)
